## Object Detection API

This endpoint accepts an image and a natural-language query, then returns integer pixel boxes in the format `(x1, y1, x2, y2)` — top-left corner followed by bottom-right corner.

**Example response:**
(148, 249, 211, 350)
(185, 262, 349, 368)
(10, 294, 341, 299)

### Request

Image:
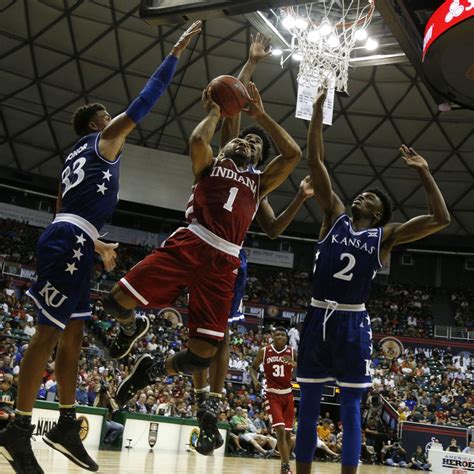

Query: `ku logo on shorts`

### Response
(27, 224, 95, 331)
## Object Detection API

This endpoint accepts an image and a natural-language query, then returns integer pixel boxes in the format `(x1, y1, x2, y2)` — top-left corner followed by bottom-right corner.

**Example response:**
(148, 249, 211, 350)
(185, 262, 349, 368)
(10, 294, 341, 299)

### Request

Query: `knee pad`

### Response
(103, 293, 133, 322)
(172, 349, 212, 376)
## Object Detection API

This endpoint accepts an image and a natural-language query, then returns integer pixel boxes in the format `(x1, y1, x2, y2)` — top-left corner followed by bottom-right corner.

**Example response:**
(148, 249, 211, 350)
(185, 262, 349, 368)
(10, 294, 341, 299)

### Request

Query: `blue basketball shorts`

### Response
(296, 302, 373, 388)
(228, 248, 247, 324)
(27, 222, 95, 330)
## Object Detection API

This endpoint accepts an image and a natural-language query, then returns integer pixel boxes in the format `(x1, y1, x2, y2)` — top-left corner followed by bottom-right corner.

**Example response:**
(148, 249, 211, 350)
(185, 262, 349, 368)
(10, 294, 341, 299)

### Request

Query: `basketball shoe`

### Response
(108, 315, 150, 360)
(43, 418, 98, 471)
(115, 354, 164, 407)
(0, 422, 44, 474)
(196, 394, 223, 455)
(281, 463, 293, 474)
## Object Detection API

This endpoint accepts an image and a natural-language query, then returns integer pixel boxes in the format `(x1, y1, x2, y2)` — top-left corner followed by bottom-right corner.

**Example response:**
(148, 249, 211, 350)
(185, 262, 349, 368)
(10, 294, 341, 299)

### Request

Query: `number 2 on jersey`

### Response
(333, 252, 356, 281)
(223, 187, 239, 212)
(272, 364, 285, 378)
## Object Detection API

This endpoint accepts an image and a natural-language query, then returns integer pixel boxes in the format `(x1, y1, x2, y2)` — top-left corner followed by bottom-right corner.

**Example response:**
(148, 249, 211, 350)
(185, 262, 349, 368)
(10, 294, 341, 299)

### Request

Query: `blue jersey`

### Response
(312, 213, 383, 304)
(59, 132, 120, 232)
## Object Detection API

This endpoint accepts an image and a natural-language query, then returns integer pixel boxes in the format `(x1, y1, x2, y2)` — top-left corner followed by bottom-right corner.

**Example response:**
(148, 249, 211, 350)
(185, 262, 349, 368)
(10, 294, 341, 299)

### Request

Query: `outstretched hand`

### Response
(313, 88, 328, 111)
(249, 32, 271, 62)
(95, 241, 118, 272)
(299, 175, 315, 199)
(202, 86, 220, 115)
(400, 144, 429, 171)
(171, 21, 202, 58)
(244, 82, 265, 118)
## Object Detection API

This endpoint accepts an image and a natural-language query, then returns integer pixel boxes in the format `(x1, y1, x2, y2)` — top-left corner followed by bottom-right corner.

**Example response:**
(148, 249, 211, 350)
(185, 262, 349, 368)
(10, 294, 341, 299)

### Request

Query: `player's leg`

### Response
(0, 324, 60, 473)
(339, 387, 364, 473)
(43, 317, 98, 471)
(335, 310, 372, 474)
(0, 223, 93, 474)
(187, 253, 238, 455)
(192, 327, 229, 452)
(295, 383, 324, 474)
(105, 230, 194, 360)
(267, 393, 291, 470)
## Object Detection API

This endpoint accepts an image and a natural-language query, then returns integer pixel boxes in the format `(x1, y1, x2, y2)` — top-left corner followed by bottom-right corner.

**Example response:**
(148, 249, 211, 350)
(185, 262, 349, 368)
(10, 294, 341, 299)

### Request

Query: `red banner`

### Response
(422, 0, 474, 60)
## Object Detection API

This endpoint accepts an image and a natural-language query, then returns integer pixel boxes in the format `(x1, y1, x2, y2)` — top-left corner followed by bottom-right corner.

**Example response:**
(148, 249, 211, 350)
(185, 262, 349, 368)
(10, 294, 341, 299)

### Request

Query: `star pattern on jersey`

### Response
(72, 248, 83, 261)
(97, 182, 108, 195)
(65, 262, 78, 275)
(102, 169, 112, 181)
(76, 234, 86, 246)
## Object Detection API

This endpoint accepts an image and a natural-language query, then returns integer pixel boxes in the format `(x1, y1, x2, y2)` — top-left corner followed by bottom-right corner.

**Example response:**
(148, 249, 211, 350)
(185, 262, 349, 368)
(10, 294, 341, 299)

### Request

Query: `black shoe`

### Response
(108, 315, 150, 360)
(196, 398, 220, 456)
(115, 354, 163, 407)
(0, 422, 44, 474)
(43, 419, 98, 472)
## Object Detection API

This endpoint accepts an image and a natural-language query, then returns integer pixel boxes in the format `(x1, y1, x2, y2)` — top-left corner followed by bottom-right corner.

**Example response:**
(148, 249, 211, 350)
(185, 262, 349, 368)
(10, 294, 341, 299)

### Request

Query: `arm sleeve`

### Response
(126, 54, 179, 124)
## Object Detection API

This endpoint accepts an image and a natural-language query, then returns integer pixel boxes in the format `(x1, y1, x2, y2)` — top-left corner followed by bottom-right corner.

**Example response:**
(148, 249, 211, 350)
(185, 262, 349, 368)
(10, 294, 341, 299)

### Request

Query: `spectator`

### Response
(384, 441, 408, 468)
(446, 438, 461, 452)
(409, 445, 431, 470)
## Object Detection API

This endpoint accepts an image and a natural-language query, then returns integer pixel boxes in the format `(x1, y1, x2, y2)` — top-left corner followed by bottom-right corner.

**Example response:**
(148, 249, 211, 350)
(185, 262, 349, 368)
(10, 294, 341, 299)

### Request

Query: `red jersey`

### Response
(186, 158, 260, 247)
(263, 344, 294, 394)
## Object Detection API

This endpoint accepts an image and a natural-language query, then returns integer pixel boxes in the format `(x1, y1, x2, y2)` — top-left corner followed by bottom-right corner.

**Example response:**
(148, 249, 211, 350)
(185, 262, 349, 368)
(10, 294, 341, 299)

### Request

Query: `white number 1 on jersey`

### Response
(223, 187, 239, 212)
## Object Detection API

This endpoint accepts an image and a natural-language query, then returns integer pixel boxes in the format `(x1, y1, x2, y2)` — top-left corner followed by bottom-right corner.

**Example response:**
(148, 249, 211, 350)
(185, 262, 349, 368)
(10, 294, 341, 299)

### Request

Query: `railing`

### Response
(434, 325, 474, 341)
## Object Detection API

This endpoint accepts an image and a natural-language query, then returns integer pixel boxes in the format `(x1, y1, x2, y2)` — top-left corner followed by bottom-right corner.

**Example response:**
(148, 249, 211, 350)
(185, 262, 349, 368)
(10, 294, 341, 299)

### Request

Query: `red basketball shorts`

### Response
(265, 391, 294, 431)
(118, 228, 240, 341)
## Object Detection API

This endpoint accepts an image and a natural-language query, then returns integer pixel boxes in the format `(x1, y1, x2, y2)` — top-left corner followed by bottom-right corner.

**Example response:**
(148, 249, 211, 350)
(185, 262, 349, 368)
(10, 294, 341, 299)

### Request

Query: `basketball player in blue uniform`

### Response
(191, 34, 314, 459)
(0, 22, 201, 474)
(295, 89, 450, 474)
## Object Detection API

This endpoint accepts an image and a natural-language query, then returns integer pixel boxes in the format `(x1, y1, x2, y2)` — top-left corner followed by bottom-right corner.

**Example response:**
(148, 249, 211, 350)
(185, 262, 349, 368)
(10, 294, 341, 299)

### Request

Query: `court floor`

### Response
(0, 446, 413, 473)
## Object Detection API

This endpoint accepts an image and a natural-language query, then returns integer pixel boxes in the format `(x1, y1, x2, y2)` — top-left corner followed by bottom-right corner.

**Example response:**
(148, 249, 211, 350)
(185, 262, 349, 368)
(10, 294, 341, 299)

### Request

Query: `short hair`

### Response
(274, 326, 287, 335)
(71, 103, 106, 137)
(366, 188, 392, 227)
(239, 125, 272, 166)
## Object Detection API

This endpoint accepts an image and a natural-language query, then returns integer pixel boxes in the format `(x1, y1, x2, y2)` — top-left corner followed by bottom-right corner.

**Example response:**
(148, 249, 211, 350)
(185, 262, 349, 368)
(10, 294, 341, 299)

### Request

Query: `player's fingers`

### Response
(255, 32, 260, 42)
(250, 33, 254, 44)
(409, 147, 416, 156)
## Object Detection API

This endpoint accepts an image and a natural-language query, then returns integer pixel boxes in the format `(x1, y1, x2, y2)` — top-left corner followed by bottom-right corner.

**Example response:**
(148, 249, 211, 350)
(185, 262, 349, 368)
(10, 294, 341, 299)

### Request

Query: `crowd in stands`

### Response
(369, 284, 434, 338)
(451, 289, 474, 329)
(1, 218, 473, 462)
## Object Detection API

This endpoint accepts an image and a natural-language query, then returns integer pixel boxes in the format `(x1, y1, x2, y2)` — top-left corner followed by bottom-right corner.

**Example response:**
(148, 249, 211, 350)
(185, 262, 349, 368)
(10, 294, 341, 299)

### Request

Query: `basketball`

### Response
(208, 75, 250, 118)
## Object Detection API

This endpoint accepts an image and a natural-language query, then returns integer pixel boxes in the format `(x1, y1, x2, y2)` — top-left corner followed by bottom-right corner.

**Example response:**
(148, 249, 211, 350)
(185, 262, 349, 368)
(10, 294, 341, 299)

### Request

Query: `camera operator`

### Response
(383, 441, 408, 468)
(94, 382, 124, 446)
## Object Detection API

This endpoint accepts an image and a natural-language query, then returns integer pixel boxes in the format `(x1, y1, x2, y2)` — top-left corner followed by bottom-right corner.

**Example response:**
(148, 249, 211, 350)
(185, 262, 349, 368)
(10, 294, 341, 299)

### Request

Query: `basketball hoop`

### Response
(279, 0, 375, 92)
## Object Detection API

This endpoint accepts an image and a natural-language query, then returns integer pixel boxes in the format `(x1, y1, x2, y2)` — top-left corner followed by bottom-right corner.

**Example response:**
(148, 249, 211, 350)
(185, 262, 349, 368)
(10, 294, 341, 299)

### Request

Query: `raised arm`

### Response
(189, 87, 221, 179)
(98, 21, 202, 161)
(256, 176, 314, 239)
(250, 347, 264, 391)
(307, 89, 345, 233)
(220, 33, 271, 148)
(243, 83, 301, 197)
(381, 146, 450, 261)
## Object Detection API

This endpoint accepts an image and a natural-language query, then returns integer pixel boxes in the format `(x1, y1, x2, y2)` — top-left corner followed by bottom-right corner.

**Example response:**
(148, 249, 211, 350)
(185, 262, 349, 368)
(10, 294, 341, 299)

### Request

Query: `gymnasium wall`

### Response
(119, 144, 194, 212)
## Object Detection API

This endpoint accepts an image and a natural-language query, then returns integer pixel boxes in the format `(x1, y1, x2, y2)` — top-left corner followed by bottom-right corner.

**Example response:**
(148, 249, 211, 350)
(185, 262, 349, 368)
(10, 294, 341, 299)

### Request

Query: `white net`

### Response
(281, 0, 375, 92)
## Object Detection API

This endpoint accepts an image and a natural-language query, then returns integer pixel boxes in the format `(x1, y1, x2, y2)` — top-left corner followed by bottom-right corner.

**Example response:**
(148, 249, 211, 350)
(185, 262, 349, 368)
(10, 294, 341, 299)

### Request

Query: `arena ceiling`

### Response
(0, 1, 473, 236)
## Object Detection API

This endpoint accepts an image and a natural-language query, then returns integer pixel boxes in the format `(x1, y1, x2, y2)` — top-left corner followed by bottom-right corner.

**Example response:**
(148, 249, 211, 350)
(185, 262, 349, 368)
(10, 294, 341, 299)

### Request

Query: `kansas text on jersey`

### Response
(312, 213, 383, 304)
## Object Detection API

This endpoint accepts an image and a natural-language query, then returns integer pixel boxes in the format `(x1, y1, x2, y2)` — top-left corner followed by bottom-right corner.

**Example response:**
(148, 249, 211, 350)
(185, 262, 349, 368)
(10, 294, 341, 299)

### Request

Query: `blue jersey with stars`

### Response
(59, 132, 120, 232)
(312, 213, 383, 304)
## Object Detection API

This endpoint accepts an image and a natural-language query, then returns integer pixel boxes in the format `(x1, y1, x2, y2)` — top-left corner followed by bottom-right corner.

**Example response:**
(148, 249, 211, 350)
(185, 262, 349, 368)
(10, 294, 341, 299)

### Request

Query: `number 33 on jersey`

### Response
(312, 213, 384, 304)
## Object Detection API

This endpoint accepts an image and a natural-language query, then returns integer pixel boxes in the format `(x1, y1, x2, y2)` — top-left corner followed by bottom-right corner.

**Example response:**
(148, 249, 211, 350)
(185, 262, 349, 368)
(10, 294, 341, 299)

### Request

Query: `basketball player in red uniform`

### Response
(251, 327, 297, 474)
(191, 33, 313, 456)
(103, 81, 302, 425)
